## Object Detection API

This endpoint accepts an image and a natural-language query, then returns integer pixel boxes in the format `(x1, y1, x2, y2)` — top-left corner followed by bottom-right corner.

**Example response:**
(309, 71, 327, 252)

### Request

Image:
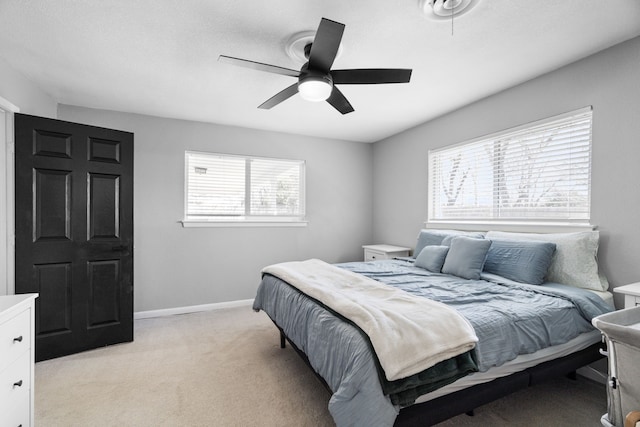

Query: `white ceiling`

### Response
(1, 0, 639, 143)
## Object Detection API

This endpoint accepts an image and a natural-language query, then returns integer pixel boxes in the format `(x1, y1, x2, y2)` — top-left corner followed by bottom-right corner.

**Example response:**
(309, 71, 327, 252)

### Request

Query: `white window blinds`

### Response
(185, 151, 305, 220)
(428, 107, 592, 224)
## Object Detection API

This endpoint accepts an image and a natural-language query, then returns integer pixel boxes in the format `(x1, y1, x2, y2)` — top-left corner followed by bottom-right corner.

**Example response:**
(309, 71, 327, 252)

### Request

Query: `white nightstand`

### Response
(613, 282, 640, 308)
(362, 244, 411, 261)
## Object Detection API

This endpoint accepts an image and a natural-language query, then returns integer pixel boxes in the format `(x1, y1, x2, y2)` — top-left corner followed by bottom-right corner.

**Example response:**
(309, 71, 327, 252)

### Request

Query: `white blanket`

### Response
(262, 259, 478, 381)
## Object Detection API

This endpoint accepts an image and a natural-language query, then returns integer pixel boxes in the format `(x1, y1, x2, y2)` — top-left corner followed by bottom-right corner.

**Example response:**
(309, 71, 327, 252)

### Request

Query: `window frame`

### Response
(427, 107, 594, 230)
(181, 150, 307, 228)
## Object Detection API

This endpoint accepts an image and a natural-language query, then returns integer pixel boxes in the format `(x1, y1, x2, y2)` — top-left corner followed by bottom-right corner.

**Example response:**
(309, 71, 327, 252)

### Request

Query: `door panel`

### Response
(87, 259, 121, 327)
(15, 113, 133, 361)
(34, 262, 72, 335)
(88, 173, 120, 239)
(88, 137, 120, 163)
(33, 129, 72, 158)
(34, 169, 72, 241)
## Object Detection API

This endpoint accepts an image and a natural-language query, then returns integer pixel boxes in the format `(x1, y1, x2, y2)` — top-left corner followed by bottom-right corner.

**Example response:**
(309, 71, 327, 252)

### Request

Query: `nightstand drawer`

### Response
(614, 282, 640, 309)
(0, 308, 31, 369)
(363, 244, 411, 261)
(365, 249, 386, 261)
(624, 294, 640, 308)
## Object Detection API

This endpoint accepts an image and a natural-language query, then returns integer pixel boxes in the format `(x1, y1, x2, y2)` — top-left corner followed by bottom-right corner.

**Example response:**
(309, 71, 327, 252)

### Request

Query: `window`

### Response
(428, 107, 592, 225)
(184, 151, 305, 225)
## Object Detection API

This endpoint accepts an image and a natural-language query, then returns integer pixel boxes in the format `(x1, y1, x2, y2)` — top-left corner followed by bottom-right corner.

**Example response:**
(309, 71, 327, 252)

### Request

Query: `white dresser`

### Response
(0, 294, 38, 427)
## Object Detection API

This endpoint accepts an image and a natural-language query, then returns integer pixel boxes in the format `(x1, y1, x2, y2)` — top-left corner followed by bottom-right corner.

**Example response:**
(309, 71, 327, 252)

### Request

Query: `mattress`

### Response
(414, 286, 612, 404)
(591, 289, 615, 309)
(338, 259, 612, 373)
(414, 329, 601, 404)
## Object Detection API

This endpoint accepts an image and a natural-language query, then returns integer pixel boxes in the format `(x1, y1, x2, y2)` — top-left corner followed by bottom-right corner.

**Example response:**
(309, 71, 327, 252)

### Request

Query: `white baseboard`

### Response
(134, 299, 254, 320)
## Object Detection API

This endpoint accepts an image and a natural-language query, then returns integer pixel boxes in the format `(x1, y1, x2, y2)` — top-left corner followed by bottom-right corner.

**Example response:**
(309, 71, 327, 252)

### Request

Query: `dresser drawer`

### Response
(0, 353, 31, 420)
(0, 308, 31, 369)
(1, 394, 30, 427)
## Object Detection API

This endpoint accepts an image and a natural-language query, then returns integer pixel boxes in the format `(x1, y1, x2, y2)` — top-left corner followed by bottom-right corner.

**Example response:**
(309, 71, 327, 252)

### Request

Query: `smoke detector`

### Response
(419, 0, 481, 20)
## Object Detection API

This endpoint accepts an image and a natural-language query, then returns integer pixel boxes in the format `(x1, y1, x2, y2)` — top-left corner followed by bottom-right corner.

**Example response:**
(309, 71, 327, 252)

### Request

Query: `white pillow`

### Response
(484, 230, 608, 291)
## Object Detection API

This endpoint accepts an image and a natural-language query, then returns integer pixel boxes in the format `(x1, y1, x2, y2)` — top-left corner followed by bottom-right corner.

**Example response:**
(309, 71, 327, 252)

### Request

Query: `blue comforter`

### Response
(253, 259, 612, 427)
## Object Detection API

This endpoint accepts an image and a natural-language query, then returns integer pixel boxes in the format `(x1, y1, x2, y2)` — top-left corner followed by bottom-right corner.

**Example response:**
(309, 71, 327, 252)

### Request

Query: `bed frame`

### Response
(271, 320, 604, 426)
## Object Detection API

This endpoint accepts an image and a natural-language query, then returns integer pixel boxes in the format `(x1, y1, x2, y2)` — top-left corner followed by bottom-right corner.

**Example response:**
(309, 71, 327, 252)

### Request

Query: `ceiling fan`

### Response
(218, 18, 412, 115)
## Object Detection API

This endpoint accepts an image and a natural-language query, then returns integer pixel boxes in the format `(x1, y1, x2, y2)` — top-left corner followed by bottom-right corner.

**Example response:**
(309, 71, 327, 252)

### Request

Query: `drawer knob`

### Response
(13, 335, 23, 343)
(13, 380, 23, 388)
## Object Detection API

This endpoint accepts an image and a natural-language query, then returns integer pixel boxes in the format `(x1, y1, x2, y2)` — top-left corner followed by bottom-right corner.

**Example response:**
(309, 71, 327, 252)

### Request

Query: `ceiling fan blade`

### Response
(308, 18, 345, 74)
(258, 83, 299, 109)
(326, 86, 354, 115)
(331, 69, 413, 84)
(218, 55, 299, 78)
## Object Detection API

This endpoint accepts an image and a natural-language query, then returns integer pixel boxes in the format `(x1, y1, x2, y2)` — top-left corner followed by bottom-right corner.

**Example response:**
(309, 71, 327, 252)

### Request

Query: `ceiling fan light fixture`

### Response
(219, 17, 411, 114)
(298, 73, 333, 102)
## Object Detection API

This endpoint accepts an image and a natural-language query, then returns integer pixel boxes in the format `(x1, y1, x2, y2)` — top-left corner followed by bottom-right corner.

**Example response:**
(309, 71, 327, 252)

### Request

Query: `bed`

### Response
(253, 229, 614, 426)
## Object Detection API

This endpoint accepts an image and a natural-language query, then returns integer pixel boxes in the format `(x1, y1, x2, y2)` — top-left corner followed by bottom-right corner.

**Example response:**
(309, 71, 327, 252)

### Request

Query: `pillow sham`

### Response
(485, 230, 608, 291)
(414, 229, 485, 258)
(483, 239, 556, 285)
(415, 245, 450, 272)
(441, 236, 492, 280)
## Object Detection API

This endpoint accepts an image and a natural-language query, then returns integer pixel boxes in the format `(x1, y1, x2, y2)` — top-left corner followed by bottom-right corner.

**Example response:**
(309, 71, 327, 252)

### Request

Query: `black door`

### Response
(14, 113, 134, 361)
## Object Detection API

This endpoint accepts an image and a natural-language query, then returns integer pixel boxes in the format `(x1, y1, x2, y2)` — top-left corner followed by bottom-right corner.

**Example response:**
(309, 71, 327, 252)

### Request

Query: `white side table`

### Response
(613, 282, 640, 309)
(362, 244, 411, 262)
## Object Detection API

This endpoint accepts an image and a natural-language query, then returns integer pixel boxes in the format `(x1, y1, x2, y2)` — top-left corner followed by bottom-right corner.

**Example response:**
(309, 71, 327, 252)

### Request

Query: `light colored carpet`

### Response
(35, 306, 607, 426)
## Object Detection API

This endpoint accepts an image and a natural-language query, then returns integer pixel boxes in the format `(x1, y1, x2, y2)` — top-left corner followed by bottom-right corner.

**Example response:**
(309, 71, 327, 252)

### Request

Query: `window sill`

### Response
(425, 220, 595, 233)
(180, 219, 308, 228)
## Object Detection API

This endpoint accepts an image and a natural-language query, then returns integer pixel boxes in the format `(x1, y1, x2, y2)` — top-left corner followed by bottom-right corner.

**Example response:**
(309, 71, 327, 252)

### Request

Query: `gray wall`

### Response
(372, 36, 640, 308)
(58, 105, 373, 312)
(3, 36, 639, 310)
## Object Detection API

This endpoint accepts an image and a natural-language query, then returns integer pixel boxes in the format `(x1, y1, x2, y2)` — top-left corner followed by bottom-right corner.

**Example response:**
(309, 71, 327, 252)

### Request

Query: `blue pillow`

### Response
(483, 239, 556, 285)
(441, 235, 455, 246)
(415, 246, 450, 272)
(441, 236, 492, 280)
(414, 229, 484, 258)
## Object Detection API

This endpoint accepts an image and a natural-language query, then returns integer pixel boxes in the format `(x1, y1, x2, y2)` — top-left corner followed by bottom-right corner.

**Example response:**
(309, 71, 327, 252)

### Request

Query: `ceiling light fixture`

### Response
(418, 0, 480, 20)
(297, 60, 333, 102)
(298, 78, 333, 102)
